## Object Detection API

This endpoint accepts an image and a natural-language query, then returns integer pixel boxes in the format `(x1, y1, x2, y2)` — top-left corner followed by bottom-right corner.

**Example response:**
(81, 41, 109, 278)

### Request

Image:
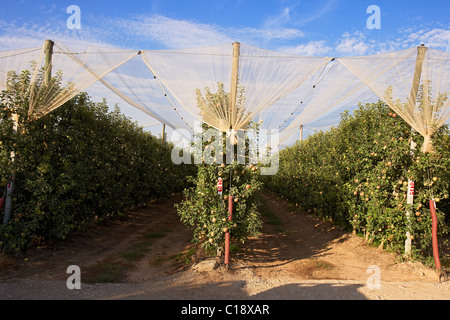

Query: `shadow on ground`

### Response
(0, 277, 367, 300)
(234, 192, 349, 268)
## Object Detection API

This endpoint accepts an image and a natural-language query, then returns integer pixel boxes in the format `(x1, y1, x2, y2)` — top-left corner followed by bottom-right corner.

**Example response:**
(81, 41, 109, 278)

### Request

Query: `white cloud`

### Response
(368, 27, 450, 54)
(234, 25, 303, 43)
(0, 19, 115, 51)
(231, 6, 304, 44)
(0, 8, 305, 51)
(403, 28, 450, 52)
(279, 40, 331, 56)
(110, 15, 233, 49)
(118, 14, 303, 48)
(263, 7, 292, 29)
(335, 31, 370, 56)
(1, 11, 447, 57)
(295, 0, 338, 26)
(331, 27, 450, 57)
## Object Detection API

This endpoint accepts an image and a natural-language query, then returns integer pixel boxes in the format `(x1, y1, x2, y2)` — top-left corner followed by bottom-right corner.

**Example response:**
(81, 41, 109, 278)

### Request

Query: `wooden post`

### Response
(161, 123, 166, 142)
(404, 44, 427, 257)
(223, 42, 240, 270)
(429, 199, 442, 280)
(408, 45, 427, 110)
(224, 195, 233, 269)
(3, 114, 18, 224)
(300, 125, 303, 142)
(230, 42, 240, 129)
(4, 40, 54, 223)
(43, 39, 54, 87)
(28, 40, 54, 118)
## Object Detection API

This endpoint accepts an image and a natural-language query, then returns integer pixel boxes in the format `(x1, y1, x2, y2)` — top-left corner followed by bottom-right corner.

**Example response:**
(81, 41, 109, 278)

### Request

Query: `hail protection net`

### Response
(0, 40, 448, 151)
(339, 47, 450, 153)
(34, 42, 139, 119)
(0, 46, 43, 88)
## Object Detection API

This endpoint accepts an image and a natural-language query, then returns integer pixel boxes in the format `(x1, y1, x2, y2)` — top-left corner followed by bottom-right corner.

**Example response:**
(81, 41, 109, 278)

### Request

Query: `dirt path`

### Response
(0, 192, 449, 300)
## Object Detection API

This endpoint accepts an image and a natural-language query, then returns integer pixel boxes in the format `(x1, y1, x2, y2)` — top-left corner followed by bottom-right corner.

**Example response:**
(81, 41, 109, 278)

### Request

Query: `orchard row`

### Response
(0, 69, 195, 252)
(264, 101, 449, 259)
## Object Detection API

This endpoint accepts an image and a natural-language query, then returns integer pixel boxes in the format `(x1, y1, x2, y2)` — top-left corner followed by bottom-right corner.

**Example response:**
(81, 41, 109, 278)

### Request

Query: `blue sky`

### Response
(0, 0, 449, 56)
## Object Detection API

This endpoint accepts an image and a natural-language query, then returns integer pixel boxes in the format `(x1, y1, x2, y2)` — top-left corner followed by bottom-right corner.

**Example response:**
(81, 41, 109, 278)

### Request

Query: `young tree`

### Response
(176, 83, 263, 254)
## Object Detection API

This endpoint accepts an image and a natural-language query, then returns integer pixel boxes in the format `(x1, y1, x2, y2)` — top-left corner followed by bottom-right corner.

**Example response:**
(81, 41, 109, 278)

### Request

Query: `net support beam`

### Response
(225, 42, 240, 270)
(43, 39, 54, 87)
(230, 42, 240, 130)
(162, 123, 166, 142)
(4, 40, 55, 223)
(408, 45, 427, 110)
(405, 44, 427, 257)
(2, 114, 18, 224)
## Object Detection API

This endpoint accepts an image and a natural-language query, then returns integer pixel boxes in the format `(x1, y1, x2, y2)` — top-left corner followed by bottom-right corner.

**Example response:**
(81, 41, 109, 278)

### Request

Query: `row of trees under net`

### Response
(1, 67, 448, 270)
(0, 69, 195, 252)
(264, 100, 449, 263)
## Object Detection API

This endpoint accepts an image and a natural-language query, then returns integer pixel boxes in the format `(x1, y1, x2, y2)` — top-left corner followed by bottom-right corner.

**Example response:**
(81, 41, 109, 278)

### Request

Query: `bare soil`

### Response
(0, 192, 449, 300)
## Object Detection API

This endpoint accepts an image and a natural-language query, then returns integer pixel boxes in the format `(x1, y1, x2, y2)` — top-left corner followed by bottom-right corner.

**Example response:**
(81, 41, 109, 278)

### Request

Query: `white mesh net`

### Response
(338, 47, 450, 152)
(0, 46, 42, 89)
(0, 40, 448, 151)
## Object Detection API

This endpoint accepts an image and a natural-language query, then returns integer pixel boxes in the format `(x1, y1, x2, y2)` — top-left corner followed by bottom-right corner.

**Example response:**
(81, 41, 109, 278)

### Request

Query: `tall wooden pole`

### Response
(28, 40, 54, 118)
(3, 40, 54, 224)
(429, 200, 441, 279)
(404, 44, 427, 257)
(161, 123, 166, 142)
(43, 39, 54, 87)
(408, 45, 427, 109)
(408, 45, 441, 276)
(224, 42, 240, 270)
(300, 125, 303, 142)
(230, 42, 240, 130)
(2, 114, 18, 224)
(224, 195, 233, 269)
